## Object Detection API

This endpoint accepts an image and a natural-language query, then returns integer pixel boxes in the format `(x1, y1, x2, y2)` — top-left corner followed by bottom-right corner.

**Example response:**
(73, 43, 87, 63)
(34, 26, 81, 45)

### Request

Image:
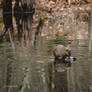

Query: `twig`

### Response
(0, 29, 7, 41)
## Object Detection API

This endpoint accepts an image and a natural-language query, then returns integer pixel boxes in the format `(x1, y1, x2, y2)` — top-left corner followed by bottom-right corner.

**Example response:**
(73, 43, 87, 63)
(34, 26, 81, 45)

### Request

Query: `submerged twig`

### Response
(0, 29, 7, 41)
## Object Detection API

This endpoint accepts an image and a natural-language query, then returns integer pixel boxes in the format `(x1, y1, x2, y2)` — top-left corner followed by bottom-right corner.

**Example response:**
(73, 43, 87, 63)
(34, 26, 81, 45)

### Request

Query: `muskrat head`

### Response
(63, 49, 77, 66)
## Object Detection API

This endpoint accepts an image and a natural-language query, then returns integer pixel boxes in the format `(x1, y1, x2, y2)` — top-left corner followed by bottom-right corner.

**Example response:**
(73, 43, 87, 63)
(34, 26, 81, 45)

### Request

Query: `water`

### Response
(67, 40, 92, 92)
(0, 40, 54, 92)
(0, 39, 92, 92)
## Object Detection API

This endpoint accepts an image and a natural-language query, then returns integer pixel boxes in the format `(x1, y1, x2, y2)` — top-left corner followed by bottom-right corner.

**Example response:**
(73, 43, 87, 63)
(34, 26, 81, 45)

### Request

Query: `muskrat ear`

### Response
(68, 50, 71, 56)
(64, 49, 68, 55)
(64, 49, 71, 56)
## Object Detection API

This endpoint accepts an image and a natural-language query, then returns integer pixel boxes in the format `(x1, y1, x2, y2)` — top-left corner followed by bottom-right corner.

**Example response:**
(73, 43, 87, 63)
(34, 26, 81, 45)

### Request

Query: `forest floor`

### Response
(33, 0, 92, 40)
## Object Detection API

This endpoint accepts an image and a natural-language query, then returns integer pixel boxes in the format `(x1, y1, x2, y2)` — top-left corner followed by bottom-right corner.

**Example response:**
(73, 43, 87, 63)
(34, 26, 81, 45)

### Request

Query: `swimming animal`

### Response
(53, 45, 76, 66)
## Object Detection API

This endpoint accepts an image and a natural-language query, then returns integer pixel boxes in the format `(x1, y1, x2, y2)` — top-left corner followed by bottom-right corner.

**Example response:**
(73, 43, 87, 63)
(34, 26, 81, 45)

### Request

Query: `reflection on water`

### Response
(1, 0, 35, 48)
(0, 39, 92, 92)
(67, 40, 92, 92)
(0, 40, 53, 92)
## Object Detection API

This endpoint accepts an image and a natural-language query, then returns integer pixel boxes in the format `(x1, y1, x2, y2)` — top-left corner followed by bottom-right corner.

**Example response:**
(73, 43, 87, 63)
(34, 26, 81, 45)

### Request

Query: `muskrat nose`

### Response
(70, 57, 77, 62)
(73, 57, 77, 61)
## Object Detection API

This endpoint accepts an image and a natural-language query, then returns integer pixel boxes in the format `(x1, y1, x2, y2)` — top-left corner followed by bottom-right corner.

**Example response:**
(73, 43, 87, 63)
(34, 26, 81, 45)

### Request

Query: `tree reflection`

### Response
(88, 10, 92, 56)
(14, 0, 35, 47)
(2, 0, 15, 48)
(2, 0, 35, 48)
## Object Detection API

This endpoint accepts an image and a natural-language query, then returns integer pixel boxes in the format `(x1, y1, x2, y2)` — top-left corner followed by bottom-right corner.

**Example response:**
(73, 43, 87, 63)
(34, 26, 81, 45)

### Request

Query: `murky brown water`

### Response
(0, 39, 92, 92)
(0, 40, 53, 92)
(67, 40, 92, 92)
